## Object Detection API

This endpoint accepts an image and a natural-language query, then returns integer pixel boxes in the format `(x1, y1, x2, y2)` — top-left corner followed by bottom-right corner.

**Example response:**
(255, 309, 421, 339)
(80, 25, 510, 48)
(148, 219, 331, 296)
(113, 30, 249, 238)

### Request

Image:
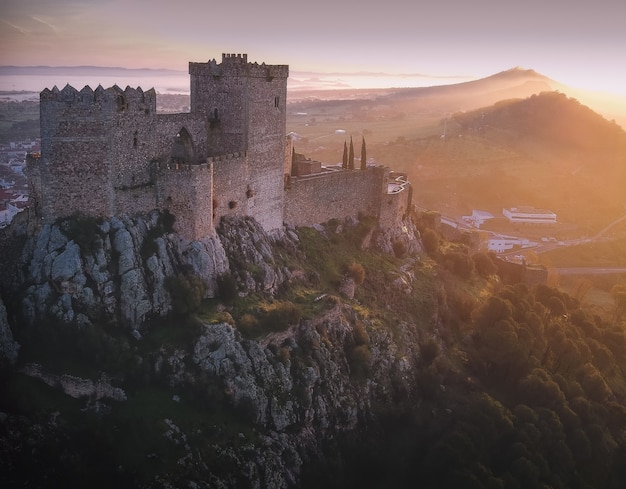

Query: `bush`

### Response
(217, 274, 238, 304)
(239, 301, 302, 338)
(159, 209, 176, 233)
(444, 251, 475, 279)
(347, 344, 372, 379)
(420, 337, 441, 366)
(237, 313, 260, 337)
(260, 301, 302, 332)
(472, 252, 498, 279)
(421, 229, 440, 255)
(141, 210, 176, 259)
(61, 213, 101, 252)
(346, 262, 366, 285)
(166, 274, 207, 315)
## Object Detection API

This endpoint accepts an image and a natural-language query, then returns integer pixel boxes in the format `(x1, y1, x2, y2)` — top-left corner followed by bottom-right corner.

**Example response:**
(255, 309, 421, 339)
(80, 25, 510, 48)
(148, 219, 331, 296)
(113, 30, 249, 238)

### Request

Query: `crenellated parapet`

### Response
(40, 84, 157, 114)
(32, 52, 289, 237)
(159, 160, 213, 172)
(189, 53, 288, 79)
(207, 151, 247, 163)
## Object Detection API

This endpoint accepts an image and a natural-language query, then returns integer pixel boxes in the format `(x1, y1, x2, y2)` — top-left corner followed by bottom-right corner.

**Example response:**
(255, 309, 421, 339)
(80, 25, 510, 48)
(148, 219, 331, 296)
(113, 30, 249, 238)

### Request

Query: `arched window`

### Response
(170, 127, 196, 164)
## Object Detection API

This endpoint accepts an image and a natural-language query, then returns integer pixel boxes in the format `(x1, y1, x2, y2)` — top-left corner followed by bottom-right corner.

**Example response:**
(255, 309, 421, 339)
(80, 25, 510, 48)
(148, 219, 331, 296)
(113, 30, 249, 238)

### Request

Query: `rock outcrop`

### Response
(0, 212, 430, 488)
(0, 296, 19, 369)
(3, 211, 237, 328)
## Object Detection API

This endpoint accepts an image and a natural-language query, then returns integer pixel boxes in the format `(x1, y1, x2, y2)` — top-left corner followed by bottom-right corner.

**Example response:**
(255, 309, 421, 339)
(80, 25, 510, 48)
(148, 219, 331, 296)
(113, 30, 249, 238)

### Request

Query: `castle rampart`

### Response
(29, 52, 409, 242)
(30, 53, 290, 241)
(283, 167, 387, 227)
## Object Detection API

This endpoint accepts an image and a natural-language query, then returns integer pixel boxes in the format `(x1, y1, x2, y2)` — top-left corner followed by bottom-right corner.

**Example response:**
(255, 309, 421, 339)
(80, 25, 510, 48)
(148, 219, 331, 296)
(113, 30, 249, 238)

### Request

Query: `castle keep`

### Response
(29, 54, 288, 240)
(28, 53, 411, 239)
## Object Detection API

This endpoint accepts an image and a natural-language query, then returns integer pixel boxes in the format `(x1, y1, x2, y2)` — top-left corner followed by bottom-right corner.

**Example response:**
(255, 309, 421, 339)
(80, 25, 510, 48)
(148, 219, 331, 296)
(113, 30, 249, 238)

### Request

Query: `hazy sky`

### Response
(1, 0, 625, 95)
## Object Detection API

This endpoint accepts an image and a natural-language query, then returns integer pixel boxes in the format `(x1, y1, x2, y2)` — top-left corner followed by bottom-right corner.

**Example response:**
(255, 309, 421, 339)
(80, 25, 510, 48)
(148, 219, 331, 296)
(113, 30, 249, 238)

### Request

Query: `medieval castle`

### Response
(27, 54, 411, 240)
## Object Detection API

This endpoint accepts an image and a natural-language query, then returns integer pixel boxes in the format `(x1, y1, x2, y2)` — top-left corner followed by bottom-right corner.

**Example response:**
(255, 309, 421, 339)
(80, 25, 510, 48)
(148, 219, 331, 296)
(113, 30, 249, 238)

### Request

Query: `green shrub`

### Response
(352, 321, 370, 346)
(472, 252, 498, 279)
(347, 344, 372, 379)
(421, 229, 440, 255)
(260, 301, 302, 332)
(420, 337, 440, 366)
(237, 313, 259, 336)
(166, 274, 207, 316)
(346, 262, 366, 285)
(159, 209, 176, 233)
(444, 251, 475, 279)
(217, 274, 239, 304)
(141, 210, 176, 259)
(61, 213, 101, 252)
(237, 301, 302, 338)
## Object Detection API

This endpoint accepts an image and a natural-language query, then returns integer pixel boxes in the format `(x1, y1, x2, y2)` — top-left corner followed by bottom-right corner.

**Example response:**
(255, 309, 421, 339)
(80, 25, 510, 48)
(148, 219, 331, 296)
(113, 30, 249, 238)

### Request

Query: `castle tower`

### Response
(189, 54, 289, 231)
(31, 53, 290, 237)
(37, 85, 118, 221)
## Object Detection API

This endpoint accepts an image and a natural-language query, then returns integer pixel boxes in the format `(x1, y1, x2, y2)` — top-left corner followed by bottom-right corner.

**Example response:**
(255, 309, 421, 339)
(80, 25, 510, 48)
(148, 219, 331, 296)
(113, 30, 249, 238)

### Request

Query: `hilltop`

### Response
(409, 92, 626, 232)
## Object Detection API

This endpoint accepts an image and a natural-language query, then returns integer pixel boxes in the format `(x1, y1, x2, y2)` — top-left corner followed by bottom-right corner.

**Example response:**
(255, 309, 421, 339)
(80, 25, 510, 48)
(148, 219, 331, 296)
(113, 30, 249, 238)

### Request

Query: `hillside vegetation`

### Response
(289, 88, 626, 234)
(2, 212, 626, 487)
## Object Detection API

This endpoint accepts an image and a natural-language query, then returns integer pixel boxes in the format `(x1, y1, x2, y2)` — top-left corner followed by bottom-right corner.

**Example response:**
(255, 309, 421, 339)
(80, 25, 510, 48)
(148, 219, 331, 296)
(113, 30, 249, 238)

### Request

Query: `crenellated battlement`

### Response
(207, 151, 247, 163)
(30, 52, 407, 243)
(189, 53, 288, 79)
(159, 160, 213, 172)
(222, 53, 248, 63)
(40, 84, 157, 113)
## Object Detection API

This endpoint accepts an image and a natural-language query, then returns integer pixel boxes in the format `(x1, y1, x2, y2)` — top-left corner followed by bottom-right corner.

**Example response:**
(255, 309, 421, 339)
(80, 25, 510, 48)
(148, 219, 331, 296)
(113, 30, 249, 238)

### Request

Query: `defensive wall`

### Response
(29, 54, 289, 241)
(284, 167, 387, 227)
(27, 52, 411, 241)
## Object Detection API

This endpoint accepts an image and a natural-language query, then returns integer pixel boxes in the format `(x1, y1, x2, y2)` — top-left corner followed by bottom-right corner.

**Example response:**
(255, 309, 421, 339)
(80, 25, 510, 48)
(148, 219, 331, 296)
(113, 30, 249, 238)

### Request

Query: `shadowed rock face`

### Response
(0, 211, 432, 487)
(0, 297, 19, 369)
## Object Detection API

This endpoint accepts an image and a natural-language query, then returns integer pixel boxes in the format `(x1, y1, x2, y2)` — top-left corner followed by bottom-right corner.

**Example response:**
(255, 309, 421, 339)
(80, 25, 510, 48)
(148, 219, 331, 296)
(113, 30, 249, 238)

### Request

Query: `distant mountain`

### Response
(288, 67, 626, 129)
(380, 67, 556, 109)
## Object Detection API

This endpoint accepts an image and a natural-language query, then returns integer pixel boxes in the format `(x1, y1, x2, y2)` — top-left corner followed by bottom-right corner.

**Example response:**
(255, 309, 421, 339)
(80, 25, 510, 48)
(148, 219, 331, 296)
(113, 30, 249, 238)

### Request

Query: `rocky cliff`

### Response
(0, 211, 433, 487)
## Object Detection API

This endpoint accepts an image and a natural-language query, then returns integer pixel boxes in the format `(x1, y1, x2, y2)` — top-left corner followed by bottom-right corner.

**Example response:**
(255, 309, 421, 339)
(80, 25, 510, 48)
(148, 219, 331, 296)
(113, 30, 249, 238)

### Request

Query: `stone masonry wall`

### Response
(38, 86, 117, 221)
(208, 152, 249, 227)
(28, 54, 419, 241)
(159, 162, 214, 240)
(378, 183, 412, 230)
(284, 167, 386, 227)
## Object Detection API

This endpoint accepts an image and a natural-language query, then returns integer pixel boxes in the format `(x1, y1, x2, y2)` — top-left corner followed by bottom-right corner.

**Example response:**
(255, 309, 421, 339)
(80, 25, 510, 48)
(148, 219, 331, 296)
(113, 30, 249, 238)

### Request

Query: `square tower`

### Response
(189, 54, 289, 231)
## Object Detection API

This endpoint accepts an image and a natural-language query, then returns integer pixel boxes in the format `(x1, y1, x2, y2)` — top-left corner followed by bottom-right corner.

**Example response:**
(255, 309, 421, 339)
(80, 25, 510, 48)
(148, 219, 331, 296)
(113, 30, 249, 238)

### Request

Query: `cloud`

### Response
(1, 20, 28, 35)
(31, 16, 59, 33)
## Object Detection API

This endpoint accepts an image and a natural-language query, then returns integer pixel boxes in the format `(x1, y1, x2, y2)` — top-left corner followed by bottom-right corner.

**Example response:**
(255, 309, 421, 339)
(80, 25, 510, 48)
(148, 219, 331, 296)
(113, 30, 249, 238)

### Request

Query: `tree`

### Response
(360, 136, 367, 170)
(421, 229, 440, 255)
(348, 136, 355, 170)
(472, 252, 498, 279)
(341, 141, 348, 169)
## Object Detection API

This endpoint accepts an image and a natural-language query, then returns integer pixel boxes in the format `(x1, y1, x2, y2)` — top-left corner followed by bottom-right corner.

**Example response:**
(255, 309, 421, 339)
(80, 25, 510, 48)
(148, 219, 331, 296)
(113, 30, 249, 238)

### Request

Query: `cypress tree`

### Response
(342, 141, 348, 169)
(348, 136, 355, 170)
(360, 136, 367, 170)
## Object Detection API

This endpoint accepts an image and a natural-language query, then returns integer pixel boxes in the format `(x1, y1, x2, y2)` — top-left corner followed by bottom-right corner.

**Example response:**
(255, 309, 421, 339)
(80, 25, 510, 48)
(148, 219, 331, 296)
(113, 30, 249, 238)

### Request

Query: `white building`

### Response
(502, 206, 557, 225)
(0, 202, 22, 228)
(463, 209, 495, 228)
(487, 237, 536, 253)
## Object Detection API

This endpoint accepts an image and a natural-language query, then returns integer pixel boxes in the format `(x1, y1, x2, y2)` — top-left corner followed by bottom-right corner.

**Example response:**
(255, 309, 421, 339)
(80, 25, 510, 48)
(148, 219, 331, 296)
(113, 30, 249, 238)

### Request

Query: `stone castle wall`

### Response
(159, 161, 214, 239)
(378, 178, 413, 230)
(32, 54, 289, 241)
(284, 167, 387, 227)
(31, 53, 409, 241)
